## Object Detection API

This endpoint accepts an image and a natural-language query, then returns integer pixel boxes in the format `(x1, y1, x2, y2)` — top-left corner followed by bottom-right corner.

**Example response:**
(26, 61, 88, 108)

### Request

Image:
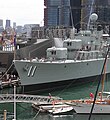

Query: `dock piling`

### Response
(4, 110, 7, 120)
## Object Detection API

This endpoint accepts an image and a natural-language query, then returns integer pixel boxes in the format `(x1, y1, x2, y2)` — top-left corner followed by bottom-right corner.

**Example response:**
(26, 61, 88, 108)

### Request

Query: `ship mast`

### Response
(101, 58, 107, 100)
(87, 0, 95, 30)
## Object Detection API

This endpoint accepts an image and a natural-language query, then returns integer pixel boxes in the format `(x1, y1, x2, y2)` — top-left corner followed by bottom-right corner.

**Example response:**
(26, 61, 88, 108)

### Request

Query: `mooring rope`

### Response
(33, 107, 41, 119)
(0, 62, 14, 80)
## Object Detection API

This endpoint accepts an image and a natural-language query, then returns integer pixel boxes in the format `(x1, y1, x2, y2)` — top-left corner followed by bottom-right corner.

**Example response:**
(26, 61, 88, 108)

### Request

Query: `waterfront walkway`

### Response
(0, 94, 61, 104)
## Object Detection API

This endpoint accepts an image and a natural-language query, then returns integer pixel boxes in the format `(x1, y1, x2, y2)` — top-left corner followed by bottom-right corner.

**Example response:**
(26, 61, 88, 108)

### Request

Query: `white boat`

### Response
(48, 105, 73, 115)
(32, 102, 73, 114)
(13, 13, 110, 93)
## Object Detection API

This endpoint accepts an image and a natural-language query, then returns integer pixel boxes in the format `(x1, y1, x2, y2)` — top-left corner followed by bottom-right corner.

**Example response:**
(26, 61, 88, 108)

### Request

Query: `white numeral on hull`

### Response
(28, 66, 37, 77)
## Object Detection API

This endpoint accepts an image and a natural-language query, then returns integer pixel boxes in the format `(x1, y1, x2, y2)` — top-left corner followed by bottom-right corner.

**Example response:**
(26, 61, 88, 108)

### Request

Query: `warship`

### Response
(13, 13, 110, 93)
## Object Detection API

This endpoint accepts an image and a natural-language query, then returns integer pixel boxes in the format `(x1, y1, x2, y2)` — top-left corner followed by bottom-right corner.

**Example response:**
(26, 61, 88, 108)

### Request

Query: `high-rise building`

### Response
(5, 19, 11, 29)
(44, 0, 70, 27)
(80, 0, 110, 29)
(0, 19, 4, 33)
(70, 0, 81, 31)
(0, 19, 3, 27)
(95, 0, 110, 25)
(13, 22, 16, 30)
(44, 0, 82, 30)
(44, 0, 110, 31)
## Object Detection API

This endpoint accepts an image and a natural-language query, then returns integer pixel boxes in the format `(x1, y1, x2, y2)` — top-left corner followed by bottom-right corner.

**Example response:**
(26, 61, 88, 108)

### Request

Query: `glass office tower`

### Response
(44, 0, 70, 27)
(70, 0, 81, 30)
(44, 0, 110, 31)
(95, 0, 110, 25)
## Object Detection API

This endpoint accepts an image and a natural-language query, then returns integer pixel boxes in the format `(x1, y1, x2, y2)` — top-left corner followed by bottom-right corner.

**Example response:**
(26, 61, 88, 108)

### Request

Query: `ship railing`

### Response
(3, 44, 15, 51)
(0, 94, 61, 104)
(2, 44, 19, 52)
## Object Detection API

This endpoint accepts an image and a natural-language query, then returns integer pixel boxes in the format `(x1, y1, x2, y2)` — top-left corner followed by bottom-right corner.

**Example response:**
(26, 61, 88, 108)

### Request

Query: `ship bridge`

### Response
(0, 94, 61, 104)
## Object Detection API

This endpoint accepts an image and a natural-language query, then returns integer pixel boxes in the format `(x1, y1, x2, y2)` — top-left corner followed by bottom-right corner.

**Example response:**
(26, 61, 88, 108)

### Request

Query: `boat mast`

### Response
(101, 58, 107, 100)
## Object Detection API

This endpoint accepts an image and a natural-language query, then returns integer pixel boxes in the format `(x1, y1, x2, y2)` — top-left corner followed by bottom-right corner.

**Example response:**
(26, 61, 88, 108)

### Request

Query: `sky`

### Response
(0, 0, 44, 27)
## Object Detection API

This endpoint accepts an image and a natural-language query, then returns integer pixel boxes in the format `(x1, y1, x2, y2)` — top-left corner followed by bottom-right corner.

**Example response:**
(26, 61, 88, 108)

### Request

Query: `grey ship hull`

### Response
(14, 58, 110, 93)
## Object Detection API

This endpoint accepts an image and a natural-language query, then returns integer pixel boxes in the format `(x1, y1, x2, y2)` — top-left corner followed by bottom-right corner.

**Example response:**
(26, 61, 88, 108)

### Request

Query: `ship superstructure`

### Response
(13, 14, 110, 93)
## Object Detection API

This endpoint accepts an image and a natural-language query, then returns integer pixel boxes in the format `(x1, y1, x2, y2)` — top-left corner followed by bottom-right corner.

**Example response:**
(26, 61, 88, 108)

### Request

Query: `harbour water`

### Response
(0, 78, 110, 120)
